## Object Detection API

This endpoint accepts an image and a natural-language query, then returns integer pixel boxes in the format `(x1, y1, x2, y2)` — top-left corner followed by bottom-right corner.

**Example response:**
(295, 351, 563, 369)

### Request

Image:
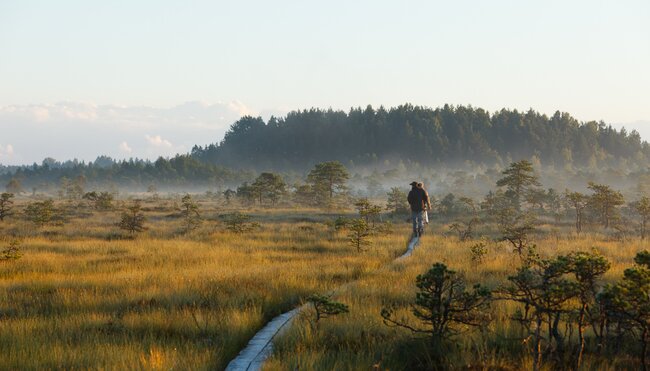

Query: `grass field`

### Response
(0, 198, 408, 370)
(265, 225, 649, 370)
(1, 196, 648, 370)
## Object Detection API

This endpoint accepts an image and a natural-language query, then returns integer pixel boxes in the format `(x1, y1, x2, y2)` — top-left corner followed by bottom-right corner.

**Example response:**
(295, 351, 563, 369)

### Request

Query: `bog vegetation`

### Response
(1, 107, 650, 370)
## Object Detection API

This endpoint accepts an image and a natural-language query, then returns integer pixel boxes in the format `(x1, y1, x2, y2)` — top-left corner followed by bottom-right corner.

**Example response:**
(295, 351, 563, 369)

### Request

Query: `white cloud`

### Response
(145, 135, 173, 148)
(33, 107, 50, 122)
(228, 100, 253, 116)
(119, 141, 132, 154)
(0, 144, 15, 162)
(0, 101, 252, 164)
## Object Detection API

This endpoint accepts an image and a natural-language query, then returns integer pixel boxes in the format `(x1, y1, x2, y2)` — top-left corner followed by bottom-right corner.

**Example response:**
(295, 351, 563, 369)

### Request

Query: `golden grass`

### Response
(265, 232, 649, 370)
(0, 199, 409, 370)
(2, 196, 648, 370)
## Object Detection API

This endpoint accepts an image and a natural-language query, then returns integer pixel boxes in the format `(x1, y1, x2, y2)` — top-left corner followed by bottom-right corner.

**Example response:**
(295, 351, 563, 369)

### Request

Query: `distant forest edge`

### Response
(1, 104, 649, 190)
(193, 104, 648, 170)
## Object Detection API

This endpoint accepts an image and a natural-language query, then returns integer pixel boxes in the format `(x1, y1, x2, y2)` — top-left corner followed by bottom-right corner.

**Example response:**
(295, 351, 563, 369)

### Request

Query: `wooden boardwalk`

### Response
(225, 236, 420, 371)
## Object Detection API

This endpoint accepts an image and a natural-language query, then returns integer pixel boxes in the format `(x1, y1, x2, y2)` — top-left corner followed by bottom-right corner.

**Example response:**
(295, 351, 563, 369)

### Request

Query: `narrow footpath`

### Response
(225, 236, 421, 371)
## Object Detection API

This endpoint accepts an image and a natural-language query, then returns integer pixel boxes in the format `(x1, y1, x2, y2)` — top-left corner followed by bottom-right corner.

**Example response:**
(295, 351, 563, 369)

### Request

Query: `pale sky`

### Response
(1, 0, 649, 165)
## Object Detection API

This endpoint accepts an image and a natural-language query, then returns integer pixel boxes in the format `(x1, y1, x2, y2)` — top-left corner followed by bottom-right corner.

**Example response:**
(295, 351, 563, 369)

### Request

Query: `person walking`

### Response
(407, 181, 426, 237)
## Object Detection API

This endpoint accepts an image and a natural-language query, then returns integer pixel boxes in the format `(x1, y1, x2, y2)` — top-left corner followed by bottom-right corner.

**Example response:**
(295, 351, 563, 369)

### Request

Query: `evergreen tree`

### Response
(633, 196, 650, 239)
(568, 251, 610, 368)
(0, 192, 14, 221)
(306, 294, 349, 323)
(347, 219, 371, 252)
(601, 251, 650, 370)
(251, 172, 286, 205)
(587, 182, 625, 229)
(496, 160, 541, 211)
(118, 200, 147, 234)
(24, 199, 56, 226)
(0, 240, 22, 261)
(220, 212, 259, 234)
(307, 161, 349, 207)
(180, 194, 201, 233)
(386, 187, 409, 215)
(82, 191, 114, 210)
(381, 263, 492, 349)
(565, 191, 588, 234)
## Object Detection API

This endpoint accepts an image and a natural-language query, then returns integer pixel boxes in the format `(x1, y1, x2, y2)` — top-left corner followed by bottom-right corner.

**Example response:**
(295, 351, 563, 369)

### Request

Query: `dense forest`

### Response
(2, 104, 649, 193)
(192, 104, 649, 170)
(0, 155, 249, 192)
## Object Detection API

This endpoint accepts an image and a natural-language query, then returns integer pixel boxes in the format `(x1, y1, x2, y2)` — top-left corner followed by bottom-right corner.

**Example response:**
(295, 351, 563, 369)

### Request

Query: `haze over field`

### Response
(4, 3, 650, 370)
(1, 0, 649, 165)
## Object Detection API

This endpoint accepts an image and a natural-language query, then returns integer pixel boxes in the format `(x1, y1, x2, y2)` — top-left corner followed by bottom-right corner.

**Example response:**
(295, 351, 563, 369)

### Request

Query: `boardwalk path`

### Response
(225, 236, 420, 371)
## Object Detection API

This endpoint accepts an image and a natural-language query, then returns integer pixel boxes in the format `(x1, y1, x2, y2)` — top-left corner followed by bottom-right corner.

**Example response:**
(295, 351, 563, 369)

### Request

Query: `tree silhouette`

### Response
(386, 187, 409, 215)
(180, 194, 201, 233)
(632, 196, 650, 239)
(600, 251, 650, 370)
(307, 161, 349, 206)
(587, 182, 625, 229)
(496, 160, 541, 211)
(502, 257, 579, 370)
(24, 199, 56, 227)
(0, 240, 22, 261)
(83, 191, 114, 210)
(220, 212, 259, 234)
(251, 172, 286, 205)
(565, 191, 588, 234)
(118, 200, 147, 234)
(306, 294, 349, 323)
(381, 263, 491, 351)
(347, 218, 372, 252)
(0, 192, 14, 221)
(567, 251, 610, 368)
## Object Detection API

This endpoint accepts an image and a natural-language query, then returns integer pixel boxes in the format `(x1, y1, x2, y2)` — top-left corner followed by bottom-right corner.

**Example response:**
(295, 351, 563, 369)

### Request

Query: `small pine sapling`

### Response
(118, 200, 147, 234)
(0, 192, 14, 221)
(1, 240, 22, 261)
(469, 240, 488, 263)
(347, 218, 371, 252)
(306, 294, 349, 323)
(381, 263, 492, 349)
(180, 194, 202, 233)
(220, 212, 259, 234)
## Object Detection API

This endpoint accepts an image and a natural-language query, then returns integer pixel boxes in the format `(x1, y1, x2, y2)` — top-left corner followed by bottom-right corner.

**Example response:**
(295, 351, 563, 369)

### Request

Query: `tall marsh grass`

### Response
(265, 233, 649, 370)
(0, 199, 408, 370)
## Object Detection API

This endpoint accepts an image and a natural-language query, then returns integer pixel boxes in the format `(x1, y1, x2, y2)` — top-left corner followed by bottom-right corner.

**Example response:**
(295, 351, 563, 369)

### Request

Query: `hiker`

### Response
(417, 182, 431, 224)
(407, 181, 426, 237)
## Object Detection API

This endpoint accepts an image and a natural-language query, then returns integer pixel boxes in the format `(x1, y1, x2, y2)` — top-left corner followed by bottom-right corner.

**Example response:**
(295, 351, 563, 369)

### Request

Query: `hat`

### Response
(409, 181, 418, 186)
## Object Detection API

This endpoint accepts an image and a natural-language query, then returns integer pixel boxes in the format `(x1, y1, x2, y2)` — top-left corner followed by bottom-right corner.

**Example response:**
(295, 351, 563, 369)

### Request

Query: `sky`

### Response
(1, 0, 649, 165)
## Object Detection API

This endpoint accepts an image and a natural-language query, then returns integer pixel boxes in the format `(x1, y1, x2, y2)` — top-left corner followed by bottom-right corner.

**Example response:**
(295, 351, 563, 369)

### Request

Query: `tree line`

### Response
(2, 104, 648, 191)
(0, 154, 250, 192)
(192, 104, 649, 171)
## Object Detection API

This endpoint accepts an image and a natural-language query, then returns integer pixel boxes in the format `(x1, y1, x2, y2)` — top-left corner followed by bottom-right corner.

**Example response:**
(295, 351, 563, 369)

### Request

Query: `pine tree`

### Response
(386, 187, 409, 215)
(587, 182, 625, 229)
(307, 161, 349, 207)
(118, 200, 147, 234)
(565, 191, 588, 234)
(496, 160, 541, 211)
(180, 194, 201, 233)
(0, 192, 14, 221)
(633, 196, 650, 239)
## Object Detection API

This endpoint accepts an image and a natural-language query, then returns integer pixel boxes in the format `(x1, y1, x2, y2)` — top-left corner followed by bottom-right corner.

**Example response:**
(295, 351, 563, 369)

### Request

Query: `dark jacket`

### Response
(407, 187, 426, 212)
